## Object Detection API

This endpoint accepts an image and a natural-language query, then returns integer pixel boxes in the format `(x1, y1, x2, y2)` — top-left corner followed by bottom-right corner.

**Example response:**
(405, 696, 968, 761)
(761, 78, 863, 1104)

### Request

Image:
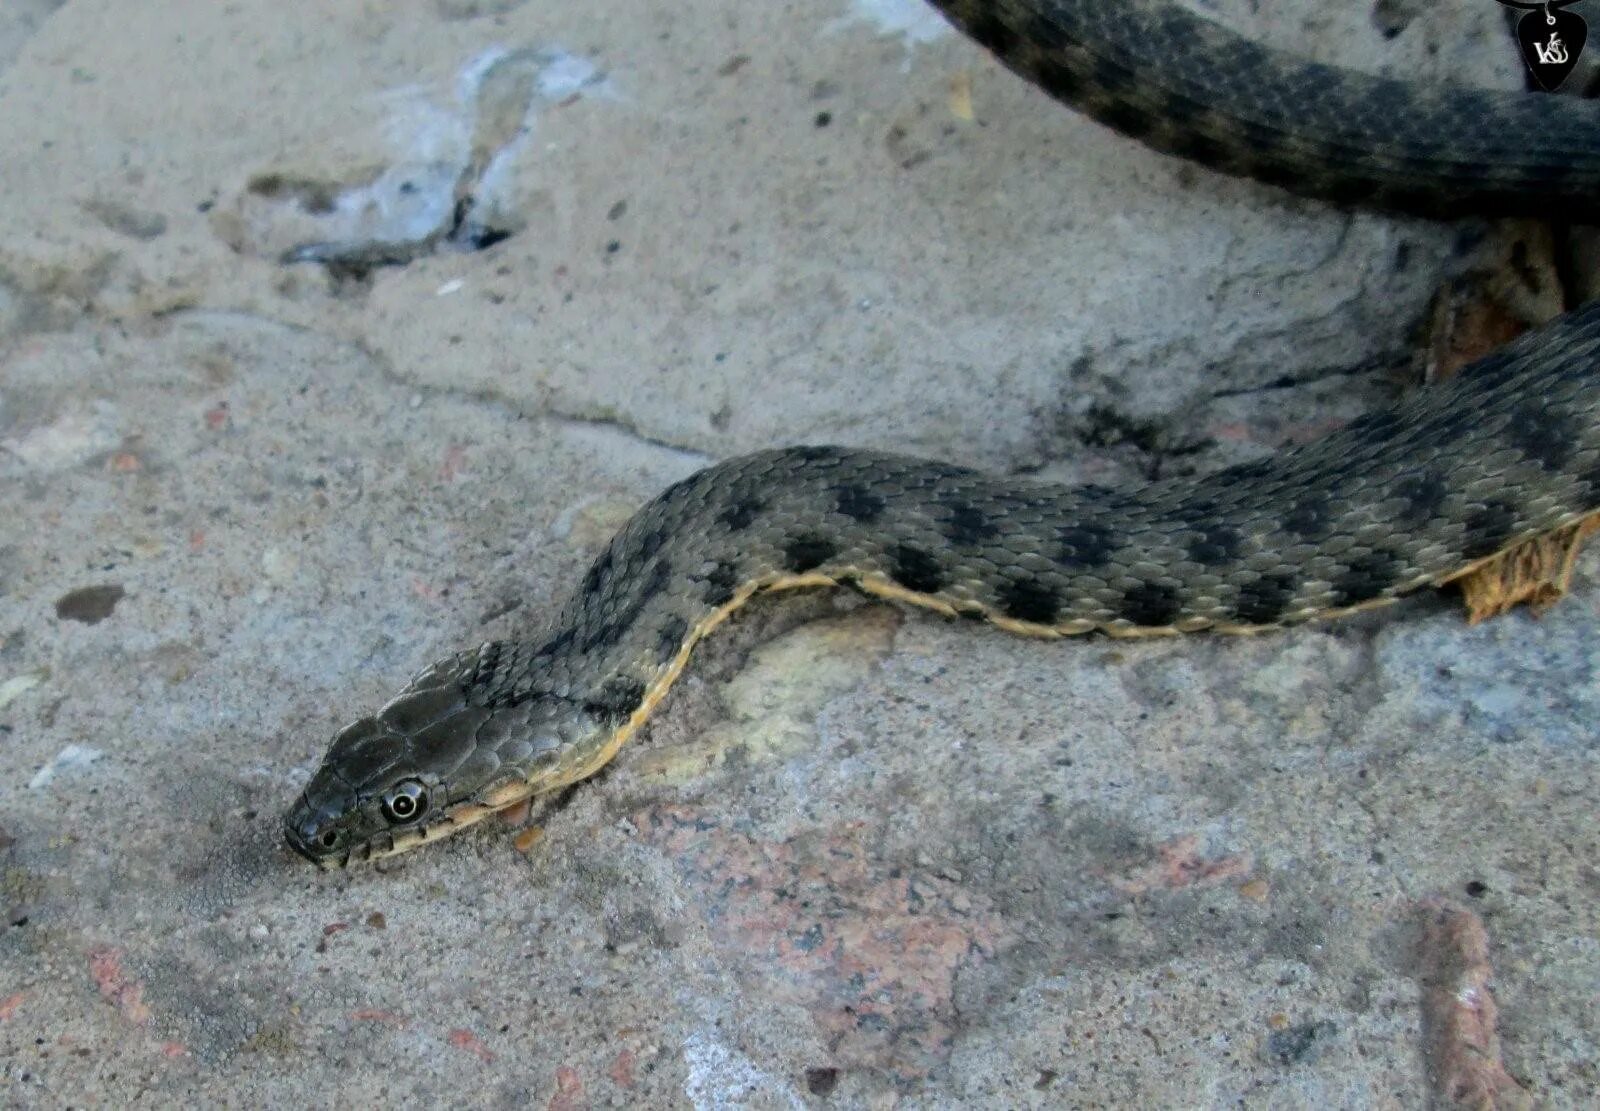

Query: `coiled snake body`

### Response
(287, 1, 1600, 865)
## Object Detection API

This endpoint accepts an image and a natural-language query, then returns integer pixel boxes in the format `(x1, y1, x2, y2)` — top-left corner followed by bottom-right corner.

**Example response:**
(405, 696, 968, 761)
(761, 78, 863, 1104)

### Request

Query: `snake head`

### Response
(283, 713, 441, 867)
(285, 647, 594, 866)
(284, 654, 547, 867)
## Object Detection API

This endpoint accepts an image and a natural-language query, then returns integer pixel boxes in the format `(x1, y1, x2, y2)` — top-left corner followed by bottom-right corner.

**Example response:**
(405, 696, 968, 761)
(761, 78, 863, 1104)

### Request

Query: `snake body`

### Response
(286, 1, 1600, 865)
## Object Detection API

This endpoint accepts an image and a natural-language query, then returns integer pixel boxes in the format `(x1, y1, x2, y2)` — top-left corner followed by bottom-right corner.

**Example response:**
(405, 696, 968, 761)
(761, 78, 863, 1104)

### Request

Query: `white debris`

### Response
(0, 671, 45, 711)
(682, 1032, 805, 1111)
(829, 0, 953, 50)
(535, 49, 609, 100)
(1, 403, 122, 472)
(29, 744, 104, 789)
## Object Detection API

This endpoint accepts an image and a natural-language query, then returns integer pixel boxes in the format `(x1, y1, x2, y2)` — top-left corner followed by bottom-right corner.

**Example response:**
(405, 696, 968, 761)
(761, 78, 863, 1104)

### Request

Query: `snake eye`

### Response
(319, 829, 342, 849)
(381, 779, 429, 825)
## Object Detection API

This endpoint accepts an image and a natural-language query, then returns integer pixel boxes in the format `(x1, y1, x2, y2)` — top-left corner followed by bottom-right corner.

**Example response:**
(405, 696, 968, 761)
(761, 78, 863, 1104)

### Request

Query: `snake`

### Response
(285, 0, 1600, 866)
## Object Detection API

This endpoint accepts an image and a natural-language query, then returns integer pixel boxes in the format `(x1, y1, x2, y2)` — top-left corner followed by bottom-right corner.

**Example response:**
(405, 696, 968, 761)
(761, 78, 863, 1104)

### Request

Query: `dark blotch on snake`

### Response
(1023, 10, 1067, 51)
(1516, 160, 1582, 185)
(1187, 525, 1243, 566)
(793, 445, 844, 465)
(1172, 499, 1217, 524)
(1089, 53, 1136, 95)
(1462, 501, 1519, 560)
(535, 626, 575, 658)
(1380, 185, 1443, 213)
(701, 560, 741, 606)
(783, 534, 837, 573)
(1225, 459, 1276, 483)
(582, 548, 613, 596)
(582, 619, 622, 655)
(719, 496, 765, 532)
(918, 460, 977, 485)
(1231, 572, 1298, 626)
(1119, 581, 1183, 627)
(1332, 550, 1402, 607)
(640, 559, 672, 601)
(962, 6, 1021, 54)
(470, 641, 503, 685)
(635, 526, 668, 561)
(1505, 403, 1575, 470)
(1054, 523, 1116, 569)
(890, 543, 945, 594)
(1346, 410, 1403, 445)
(1097, 98, 1154, 139)
(998, 579, 1061, 624)
(1284, 494, 1332, 538)
(1462, 351, 1518, 390)
(583, 562, 672, 654)
(655, 615, 689, 663)
(1322, 174, 1380, 206)
(1035, 55, 1086, 100)
(941, 500, 999, 546)
(1420, 402, 1476, 444)
(1170, 126, 1230, 167)
(1394, 472, 1449, 525)
(1249, 158, 1300, 190)
(833, 483, 886, 522)
(586, 676, 647, 720)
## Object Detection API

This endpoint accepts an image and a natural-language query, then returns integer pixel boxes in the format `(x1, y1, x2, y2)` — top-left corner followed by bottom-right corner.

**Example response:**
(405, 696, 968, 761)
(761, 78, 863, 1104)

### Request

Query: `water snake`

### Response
(285, 0, 1600, 866)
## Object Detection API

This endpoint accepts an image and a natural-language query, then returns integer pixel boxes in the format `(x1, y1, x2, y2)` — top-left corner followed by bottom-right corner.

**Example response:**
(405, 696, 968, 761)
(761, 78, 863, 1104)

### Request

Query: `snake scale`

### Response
(286, 0, 1600, 865)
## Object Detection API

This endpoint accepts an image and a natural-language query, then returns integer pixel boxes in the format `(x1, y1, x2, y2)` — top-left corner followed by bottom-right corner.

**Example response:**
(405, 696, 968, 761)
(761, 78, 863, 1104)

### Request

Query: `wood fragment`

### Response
(1415, 900, 1532, 1110)
(513, 825, 545, 854)
(1451, 514, 1600, 622)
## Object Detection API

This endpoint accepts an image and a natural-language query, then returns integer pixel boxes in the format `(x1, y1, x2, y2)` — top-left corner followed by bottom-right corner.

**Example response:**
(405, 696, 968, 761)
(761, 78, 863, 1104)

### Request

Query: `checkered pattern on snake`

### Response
(286, 0, 1600, 865)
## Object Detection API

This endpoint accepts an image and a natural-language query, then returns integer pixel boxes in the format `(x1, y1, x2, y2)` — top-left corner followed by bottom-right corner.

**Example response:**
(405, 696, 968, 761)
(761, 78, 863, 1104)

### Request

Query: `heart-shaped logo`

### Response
(1513, 3, 1588, 91)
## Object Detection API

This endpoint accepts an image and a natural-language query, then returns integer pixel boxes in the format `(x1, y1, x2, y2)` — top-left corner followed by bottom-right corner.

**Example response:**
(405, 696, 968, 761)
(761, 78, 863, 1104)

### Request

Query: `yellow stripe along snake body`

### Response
(286, 1, 1600, 865)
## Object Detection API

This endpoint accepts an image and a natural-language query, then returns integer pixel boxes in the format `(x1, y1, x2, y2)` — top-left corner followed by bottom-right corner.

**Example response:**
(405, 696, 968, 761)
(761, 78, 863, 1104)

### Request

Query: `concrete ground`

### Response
(1, 0, 1595, 1106)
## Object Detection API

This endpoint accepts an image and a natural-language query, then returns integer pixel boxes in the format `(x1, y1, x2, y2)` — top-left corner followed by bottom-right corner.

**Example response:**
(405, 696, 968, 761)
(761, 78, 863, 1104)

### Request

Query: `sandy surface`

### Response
(1, 0, 1596, 1106)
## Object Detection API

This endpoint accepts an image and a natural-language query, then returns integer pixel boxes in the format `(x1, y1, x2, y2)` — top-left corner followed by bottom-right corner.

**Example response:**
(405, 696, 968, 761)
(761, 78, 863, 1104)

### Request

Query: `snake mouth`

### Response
(283, 827, 325, 865)
(362, 784, 537, 860)
(285, 777, 540, 868)
(284, 835, 355, 871)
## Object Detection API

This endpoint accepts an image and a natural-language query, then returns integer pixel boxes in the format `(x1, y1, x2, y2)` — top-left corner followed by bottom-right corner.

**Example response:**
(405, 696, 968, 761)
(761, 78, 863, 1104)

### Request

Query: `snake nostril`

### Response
(287, 813, 322, 847)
